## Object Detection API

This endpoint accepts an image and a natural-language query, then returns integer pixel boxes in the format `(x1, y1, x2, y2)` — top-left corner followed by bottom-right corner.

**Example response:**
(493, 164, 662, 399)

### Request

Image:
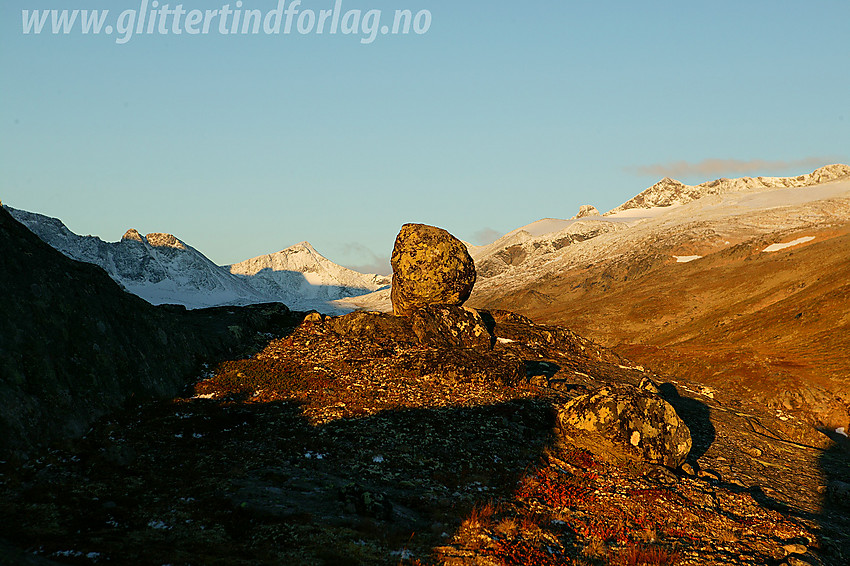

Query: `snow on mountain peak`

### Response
(608, 164, 850, 214)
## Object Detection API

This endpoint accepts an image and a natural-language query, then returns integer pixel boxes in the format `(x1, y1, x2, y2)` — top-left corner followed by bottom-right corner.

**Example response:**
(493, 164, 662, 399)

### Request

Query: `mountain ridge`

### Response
(3, 205, 383, 313)
(607, 163, 850, 213)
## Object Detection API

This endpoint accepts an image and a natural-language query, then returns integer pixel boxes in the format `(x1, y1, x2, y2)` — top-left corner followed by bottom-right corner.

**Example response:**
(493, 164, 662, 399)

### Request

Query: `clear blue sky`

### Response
(2, 0, 848, 273)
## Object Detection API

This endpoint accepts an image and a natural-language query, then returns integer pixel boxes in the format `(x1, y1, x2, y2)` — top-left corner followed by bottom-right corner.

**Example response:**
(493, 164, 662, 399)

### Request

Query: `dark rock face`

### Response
(0, 206, 295, 457)
(390, 223, 476, 317)
(411, 305, 493, 351)
(557, 383, 692, 467)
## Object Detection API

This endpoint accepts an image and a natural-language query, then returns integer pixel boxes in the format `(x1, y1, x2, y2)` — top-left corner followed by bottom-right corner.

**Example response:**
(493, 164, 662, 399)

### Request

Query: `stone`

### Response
(411, 305, 493, 350)
(638, 375, 661, 394)
(390, 223, 476, 317)
(782, 543, 807, 556)
(557, 383, 692, 468)
(303, 312, 324, 324)
(698, 470, 721, 481)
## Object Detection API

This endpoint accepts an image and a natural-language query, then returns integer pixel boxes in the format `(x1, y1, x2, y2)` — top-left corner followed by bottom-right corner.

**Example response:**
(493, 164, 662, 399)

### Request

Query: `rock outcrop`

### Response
(390, 223, 476, 316)
(573, 205, 601, 219)
(557, 383, 692, 467)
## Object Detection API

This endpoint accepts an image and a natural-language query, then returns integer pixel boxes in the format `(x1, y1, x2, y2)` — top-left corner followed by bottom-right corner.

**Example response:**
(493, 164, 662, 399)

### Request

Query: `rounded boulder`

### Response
(390, 223, 476, 317)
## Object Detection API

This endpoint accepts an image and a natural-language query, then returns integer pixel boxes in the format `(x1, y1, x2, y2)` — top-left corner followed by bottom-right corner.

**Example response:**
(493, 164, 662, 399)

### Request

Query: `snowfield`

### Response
(762, 236, 815, 253)
(673, 255, 702, 263)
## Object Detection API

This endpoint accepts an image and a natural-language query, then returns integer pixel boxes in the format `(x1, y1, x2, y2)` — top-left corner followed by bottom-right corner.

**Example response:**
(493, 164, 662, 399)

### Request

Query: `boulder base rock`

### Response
(327, 311, 413, 344)
(390, 224, 476, 317)
(411, 305, 493, 350)
(557, 384, 692, 468)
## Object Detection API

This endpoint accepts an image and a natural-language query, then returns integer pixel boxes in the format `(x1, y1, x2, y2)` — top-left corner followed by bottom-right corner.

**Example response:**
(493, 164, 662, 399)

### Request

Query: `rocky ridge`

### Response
(607, 164, 850, 213)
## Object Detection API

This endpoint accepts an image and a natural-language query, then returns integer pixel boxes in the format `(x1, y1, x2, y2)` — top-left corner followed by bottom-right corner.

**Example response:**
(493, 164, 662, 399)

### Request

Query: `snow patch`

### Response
(673, 255, 702, 263)
(762, 236, 815, 253)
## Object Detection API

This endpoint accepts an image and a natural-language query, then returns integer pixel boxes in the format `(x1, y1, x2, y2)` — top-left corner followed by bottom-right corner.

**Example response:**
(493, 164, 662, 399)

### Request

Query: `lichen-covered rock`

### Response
(390, 223, 476, 317)
(411, 305, 493, 350)
(557, 384, 692, 467)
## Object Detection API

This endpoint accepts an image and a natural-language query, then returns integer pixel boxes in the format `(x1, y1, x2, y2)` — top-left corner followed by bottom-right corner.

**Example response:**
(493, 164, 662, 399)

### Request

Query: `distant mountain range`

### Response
(3, 206, 389, 313)
(608, 163, 850, 213)
(5, 164, 849, 315)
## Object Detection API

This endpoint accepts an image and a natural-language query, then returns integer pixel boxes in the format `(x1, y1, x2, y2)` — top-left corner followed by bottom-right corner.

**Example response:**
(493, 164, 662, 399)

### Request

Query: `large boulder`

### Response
(390, 223, 476, 317)
(557, 384, 692, 468)
(411, 305, 493, 350)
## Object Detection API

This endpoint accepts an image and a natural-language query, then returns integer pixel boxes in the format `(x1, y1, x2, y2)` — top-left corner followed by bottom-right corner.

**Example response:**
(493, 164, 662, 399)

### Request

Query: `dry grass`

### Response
(616, 543, 682, 566)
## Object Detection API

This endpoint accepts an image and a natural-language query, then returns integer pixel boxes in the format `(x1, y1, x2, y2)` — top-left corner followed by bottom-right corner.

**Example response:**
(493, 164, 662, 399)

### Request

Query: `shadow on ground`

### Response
(0, 396, 557, 565)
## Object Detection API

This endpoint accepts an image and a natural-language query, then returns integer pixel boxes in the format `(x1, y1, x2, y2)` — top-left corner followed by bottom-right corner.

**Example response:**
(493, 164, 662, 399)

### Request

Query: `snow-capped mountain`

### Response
(6, 206, 269, 309)
(469, 164, 850, 281)
(4, 206, 384, 313)
(228, 243, 390, 311)
(607, 163, 850, 213)
(468, 164, 850, 301)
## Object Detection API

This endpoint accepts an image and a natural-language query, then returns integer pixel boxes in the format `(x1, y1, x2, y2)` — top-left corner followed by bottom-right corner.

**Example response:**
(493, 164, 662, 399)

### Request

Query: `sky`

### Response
(2, 0, 848, 274)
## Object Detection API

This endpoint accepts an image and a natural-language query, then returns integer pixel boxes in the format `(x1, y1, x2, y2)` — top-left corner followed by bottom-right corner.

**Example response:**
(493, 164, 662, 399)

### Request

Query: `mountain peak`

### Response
(122, 229, 144, 243)
(572, 205, 601, 219)
(144, 232, 186, 250)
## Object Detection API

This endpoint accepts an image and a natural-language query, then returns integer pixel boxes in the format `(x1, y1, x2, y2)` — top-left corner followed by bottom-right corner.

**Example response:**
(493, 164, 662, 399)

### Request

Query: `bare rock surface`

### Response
(390, 223, 476, 316)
